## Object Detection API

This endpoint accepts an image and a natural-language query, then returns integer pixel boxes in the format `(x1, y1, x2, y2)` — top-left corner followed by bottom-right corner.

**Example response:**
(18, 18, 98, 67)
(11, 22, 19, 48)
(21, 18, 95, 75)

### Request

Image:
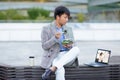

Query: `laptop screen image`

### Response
(95, 49, 111, 64)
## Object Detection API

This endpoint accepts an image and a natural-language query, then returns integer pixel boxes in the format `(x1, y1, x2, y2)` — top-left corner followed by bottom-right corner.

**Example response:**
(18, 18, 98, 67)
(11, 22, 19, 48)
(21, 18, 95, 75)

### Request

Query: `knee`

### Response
(73, 46, 80, 53)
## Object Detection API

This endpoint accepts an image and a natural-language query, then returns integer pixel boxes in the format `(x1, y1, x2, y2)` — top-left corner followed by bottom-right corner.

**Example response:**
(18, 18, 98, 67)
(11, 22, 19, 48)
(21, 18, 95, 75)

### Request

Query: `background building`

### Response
(0, 0, 88, 22)
(88, 0, 120, 22)
(0, 0, 120, 22)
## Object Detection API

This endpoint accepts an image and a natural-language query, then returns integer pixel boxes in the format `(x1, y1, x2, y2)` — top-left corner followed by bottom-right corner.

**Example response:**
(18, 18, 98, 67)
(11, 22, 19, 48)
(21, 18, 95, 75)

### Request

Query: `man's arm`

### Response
(41, 26, 59, 50)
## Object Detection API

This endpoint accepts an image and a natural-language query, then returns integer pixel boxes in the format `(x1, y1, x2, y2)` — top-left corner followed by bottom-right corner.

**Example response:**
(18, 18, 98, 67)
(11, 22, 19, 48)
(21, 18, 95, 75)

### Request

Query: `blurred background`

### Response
(0, 0, 119, 22)
(0, 0, 120, 66)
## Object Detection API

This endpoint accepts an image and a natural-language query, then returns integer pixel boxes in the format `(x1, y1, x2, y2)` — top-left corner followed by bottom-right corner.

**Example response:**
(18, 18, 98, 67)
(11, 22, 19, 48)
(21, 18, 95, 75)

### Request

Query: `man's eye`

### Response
(64, 17, 68, 19)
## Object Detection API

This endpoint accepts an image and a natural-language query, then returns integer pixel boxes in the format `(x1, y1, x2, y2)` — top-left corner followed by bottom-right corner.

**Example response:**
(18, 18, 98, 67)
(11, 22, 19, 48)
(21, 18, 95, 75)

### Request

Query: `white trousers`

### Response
(52, 46, 80, 80)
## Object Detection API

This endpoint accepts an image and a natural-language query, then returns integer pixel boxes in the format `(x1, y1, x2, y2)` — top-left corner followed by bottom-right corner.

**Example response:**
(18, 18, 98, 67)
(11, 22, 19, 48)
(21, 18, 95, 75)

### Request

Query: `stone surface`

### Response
(0, 41, 120, 66)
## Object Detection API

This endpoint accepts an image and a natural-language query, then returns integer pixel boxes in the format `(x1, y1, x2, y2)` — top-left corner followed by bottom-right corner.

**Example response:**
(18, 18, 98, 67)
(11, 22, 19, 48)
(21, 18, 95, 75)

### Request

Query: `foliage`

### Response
(12, 14, 28, 20)
(27, 8, 40, 20)
(0, 9, 18, 20)
(27, 7, 50, 20)
(0, 12, 6, 20)
(39, 8, 50, 17)
(77, 13, 86, 22)
(0, 9, 29, 20)
(5, 9, 18, 20)
(0, 8, 52, 21)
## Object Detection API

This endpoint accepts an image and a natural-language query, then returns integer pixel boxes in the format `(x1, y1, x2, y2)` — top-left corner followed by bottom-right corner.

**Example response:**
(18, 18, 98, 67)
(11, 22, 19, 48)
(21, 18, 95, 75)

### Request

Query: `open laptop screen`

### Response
(95, 49, 111, 64)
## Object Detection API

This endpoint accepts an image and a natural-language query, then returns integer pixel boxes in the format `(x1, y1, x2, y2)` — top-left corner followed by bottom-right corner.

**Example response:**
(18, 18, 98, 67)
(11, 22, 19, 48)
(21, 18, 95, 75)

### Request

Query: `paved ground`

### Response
(0, 41, 120, 66)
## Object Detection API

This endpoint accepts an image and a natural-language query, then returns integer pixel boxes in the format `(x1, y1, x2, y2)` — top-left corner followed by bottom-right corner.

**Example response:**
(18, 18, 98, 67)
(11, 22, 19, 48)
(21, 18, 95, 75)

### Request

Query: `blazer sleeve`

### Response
(41, 26, 59, 50)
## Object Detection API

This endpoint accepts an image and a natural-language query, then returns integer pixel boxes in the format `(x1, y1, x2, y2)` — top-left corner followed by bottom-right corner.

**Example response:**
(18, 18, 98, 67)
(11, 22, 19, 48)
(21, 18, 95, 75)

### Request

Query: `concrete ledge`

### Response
(0, 23, 120, 41)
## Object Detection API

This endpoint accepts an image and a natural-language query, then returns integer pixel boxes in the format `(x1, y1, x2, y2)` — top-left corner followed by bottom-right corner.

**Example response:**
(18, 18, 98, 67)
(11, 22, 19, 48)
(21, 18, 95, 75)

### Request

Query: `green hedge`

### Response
(27, 8, 40, 19)
(0, 8, 52, 21)
(77, 13, 86, 22)
(27, 7, 50, 20)
(0, 12, 6, 20)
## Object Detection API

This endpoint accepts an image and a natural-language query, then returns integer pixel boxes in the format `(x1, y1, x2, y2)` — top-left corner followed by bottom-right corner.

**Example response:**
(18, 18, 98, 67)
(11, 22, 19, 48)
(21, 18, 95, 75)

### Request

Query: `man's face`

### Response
(57, 13, 69, 26)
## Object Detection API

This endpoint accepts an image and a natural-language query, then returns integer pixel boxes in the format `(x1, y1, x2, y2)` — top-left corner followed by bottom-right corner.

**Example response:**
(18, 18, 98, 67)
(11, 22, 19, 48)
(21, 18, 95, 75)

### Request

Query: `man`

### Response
(40, 6, 80, 80)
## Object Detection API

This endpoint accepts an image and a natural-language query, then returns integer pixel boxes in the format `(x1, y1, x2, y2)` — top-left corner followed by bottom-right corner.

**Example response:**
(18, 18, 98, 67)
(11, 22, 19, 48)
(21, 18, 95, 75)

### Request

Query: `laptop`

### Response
(84, 49, 111, 67)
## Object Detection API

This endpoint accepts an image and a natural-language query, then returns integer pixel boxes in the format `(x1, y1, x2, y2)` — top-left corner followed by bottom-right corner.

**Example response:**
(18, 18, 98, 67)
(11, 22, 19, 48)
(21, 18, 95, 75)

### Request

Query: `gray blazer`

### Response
(40, 21, 74, 69)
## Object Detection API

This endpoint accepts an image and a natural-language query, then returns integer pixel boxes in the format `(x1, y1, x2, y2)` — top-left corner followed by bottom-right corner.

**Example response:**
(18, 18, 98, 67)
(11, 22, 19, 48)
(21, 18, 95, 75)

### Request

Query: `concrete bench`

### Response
(0, 65, 7, 80)
(0, 56, 120, 80)
(5, 65, 120, 80)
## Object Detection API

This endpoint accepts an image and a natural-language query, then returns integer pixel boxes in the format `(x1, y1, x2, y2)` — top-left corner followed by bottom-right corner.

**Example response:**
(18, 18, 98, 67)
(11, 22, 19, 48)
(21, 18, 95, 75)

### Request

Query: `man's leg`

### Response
(42, 46, 80, 80)
(52, 53, 65, 80)
(53, 46, 80, 80)
(54, 46, 80, 69)
(55, 67, 65, 80)
(42, 51, 66, 80)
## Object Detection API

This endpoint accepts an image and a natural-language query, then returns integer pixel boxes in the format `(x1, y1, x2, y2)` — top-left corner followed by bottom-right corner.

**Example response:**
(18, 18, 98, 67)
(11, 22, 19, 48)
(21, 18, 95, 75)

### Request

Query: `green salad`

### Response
(62, 39, 73, 45)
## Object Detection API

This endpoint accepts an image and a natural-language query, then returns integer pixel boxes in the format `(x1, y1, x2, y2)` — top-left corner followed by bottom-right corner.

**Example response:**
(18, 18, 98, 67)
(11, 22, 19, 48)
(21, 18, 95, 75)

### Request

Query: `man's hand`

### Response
(63, 44, 72, 48)
(55, 32, 61, 39)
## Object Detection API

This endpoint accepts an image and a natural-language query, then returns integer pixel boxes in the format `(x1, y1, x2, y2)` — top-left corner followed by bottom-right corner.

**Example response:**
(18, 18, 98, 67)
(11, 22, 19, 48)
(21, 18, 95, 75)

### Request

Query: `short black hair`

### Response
(54, 6, 70, 19)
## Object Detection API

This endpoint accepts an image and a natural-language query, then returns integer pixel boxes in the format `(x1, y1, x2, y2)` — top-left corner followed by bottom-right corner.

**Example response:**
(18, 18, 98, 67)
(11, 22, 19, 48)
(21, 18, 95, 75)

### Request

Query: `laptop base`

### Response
(84, 62, 108, 67)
